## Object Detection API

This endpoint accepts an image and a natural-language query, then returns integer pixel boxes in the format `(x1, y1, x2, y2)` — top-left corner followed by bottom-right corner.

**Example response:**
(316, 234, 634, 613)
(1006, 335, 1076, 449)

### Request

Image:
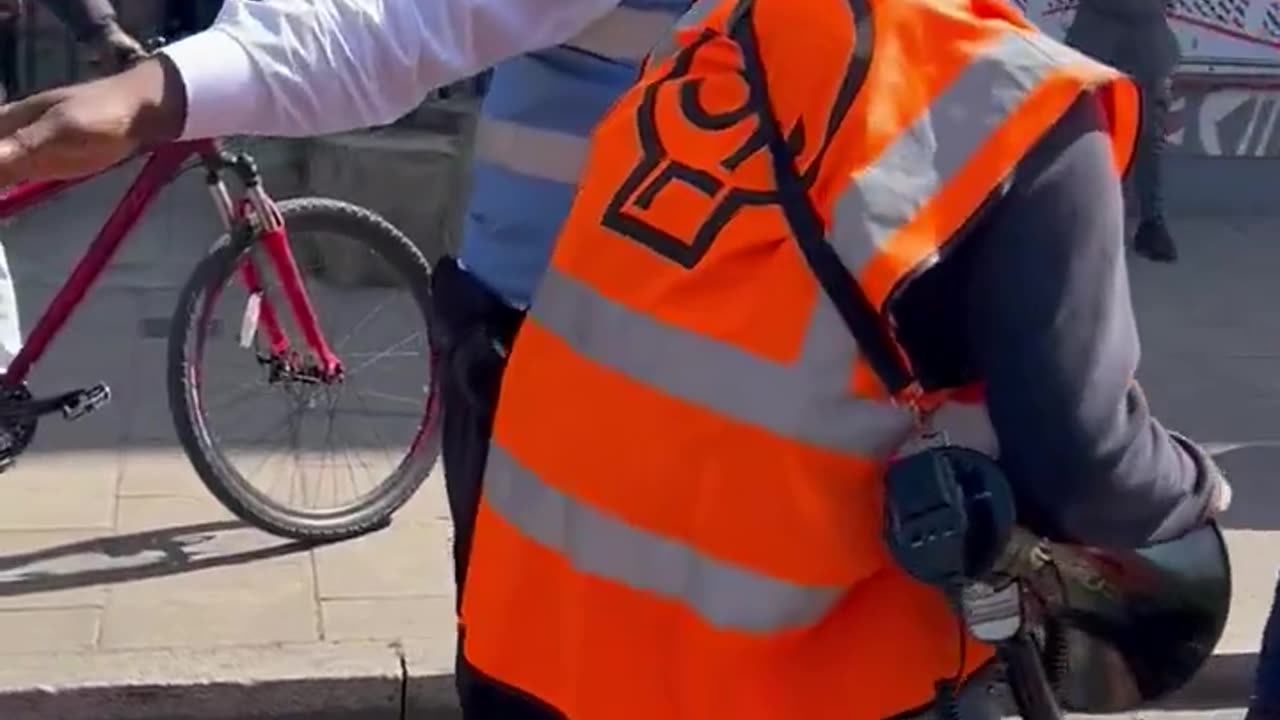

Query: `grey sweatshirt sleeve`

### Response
(37, 0, 115, 42)
(962, 93, 1217, 548)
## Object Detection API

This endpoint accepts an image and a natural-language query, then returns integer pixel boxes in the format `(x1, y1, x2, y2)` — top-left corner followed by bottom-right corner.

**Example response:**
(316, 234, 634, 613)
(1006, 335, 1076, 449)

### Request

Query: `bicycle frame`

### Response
(0, 138, 342, 389)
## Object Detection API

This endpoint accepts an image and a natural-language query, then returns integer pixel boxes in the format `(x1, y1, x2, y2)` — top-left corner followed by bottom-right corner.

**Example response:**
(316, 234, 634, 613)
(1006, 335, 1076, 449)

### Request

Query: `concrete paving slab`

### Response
(0, 606, 100, 654)
(100, 496, 318, 653)
(0, 451, 120, 530)
(97, 523, 318, 651)
(114, 494, 238, 531)
(321, 596, 455, 644)
(312, 519, 453, 601)
(100, 588, 319, 651)
(1219, 530, 1280, 656)
(399, 467, 451, 525)
(117, 449, 212, 498)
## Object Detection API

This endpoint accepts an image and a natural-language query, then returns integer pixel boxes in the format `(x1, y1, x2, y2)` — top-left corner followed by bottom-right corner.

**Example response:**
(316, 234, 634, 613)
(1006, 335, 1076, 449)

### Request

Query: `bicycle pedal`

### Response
(61, 383, 111, 421)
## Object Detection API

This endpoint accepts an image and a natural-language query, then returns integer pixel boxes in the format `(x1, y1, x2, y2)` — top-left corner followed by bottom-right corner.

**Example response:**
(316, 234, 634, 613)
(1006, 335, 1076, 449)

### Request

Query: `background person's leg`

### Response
(428, 258, 561, 719)
(1131, 75, 1178, 263)
(1250, 575, 1280, 718)
(163, 0, 198, 39)
(0, 14, 18, 103)
(196, 0, 222, 31)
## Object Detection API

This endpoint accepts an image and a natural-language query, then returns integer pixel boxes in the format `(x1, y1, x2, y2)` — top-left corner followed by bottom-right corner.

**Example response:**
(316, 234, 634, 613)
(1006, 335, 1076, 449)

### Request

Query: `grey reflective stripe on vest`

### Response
(473, 118, 589, 184)
(518, 29, 1066, 453)
(648, 0, 721, 67)
(485, 27, 1056, 630)
(568, 5, 689, 60)
(831, 30, 1088, 278)
(485, 444, 844, 633)
(532, 268, 914, 455)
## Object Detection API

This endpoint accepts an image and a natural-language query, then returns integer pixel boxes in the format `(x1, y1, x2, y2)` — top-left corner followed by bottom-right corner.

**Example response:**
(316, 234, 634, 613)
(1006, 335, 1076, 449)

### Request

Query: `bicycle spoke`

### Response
(178, 199, 439, 537)
(333, 421, 377, 498)
(344, 332, 424, 377)
(343, 385, 398, 474)
(321, 392, 343, 508)
(351, 389, 425, 406)
(334, 298, 392, 352)
(200, 378, 271, 414)
(226, 412, 297, 496)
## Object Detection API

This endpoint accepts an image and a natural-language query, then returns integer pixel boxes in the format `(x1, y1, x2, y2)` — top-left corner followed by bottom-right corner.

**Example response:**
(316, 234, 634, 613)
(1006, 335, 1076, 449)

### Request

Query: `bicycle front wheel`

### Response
(168, 197, 440, 541)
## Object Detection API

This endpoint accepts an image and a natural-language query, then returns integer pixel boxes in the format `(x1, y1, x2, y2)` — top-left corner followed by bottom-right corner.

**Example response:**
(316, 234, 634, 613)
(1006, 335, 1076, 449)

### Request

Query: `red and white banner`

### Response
(1018, 0, 1280, 76)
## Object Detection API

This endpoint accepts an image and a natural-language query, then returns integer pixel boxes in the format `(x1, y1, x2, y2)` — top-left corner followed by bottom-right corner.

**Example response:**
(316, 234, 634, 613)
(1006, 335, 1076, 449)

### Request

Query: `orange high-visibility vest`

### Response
(461, 0, 1139, 718)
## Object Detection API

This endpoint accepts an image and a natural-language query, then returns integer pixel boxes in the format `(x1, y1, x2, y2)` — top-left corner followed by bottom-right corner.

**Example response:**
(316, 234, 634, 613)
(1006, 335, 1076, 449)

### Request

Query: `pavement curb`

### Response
(0, 645, 1252, 719)
(0, 641, 460, 720)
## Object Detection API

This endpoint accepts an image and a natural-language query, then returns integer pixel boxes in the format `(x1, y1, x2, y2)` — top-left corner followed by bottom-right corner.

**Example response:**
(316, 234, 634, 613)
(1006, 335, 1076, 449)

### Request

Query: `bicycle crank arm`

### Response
(0, 383, 111, 422)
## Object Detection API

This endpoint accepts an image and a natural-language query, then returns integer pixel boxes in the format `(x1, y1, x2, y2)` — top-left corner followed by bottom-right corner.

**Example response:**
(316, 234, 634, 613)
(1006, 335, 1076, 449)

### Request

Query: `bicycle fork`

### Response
(206, 167, 343, 382)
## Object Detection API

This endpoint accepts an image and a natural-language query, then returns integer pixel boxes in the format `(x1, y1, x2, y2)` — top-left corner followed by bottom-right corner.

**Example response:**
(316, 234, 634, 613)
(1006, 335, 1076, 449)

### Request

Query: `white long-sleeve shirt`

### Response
(161, 0, 625, 140)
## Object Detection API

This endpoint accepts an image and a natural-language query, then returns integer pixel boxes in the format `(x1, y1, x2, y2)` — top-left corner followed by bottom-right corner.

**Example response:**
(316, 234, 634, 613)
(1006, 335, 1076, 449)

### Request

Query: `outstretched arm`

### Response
(162, 0, 624, 140)
(0, 0, 626, 183)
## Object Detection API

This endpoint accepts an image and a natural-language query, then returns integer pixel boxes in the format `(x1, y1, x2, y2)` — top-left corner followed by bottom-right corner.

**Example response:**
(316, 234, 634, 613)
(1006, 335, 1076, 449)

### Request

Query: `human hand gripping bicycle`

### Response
(0, 54, 440, 541)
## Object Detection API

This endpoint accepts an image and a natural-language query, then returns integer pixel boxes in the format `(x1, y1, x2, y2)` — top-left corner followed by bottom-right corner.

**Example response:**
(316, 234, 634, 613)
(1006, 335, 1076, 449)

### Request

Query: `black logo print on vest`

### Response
(602, 0, 872, 270)
(602, 31, 803, 270)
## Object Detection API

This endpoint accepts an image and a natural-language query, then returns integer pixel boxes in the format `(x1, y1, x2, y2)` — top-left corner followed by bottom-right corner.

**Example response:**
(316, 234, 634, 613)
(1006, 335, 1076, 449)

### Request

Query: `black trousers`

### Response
(164, 0, 222, 38)
(1132, 74, 1171, 223)
(429, 258, 563, 720)
(0, 15, 16, 103)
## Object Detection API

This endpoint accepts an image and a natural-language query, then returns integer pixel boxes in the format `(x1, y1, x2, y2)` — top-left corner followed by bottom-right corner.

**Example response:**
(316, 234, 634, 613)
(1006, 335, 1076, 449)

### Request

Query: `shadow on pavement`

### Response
(0, 521, 314, 596)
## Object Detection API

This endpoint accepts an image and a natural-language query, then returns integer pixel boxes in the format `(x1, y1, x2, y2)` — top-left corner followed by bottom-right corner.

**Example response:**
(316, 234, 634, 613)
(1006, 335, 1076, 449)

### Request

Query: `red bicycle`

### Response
(0, 138, 440, 540)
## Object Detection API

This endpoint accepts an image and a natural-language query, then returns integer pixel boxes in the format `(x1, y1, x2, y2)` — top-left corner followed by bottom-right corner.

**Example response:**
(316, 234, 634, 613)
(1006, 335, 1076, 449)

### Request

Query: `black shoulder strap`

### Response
(729, 3, 916, 397)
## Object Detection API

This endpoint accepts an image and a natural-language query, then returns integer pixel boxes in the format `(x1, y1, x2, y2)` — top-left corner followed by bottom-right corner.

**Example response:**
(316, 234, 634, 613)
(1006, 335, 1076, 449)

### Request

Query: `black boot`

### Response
(1133, 218, 1178, 263)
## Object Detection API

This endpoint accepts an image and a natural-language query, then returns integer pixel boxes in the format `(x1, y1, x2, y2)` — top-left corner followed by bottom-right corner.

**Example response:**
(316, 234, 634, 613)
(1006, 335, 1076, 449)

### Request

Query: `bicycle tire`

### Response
(167, 197, 440, 541)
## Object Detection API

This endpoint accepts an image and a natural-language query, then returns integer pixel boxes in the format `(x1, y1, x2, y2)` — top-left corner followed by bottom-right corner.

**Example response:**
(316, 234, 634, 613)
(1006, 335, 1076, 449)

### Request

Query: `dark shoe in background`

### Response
(1133, 218, 1178, 263)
